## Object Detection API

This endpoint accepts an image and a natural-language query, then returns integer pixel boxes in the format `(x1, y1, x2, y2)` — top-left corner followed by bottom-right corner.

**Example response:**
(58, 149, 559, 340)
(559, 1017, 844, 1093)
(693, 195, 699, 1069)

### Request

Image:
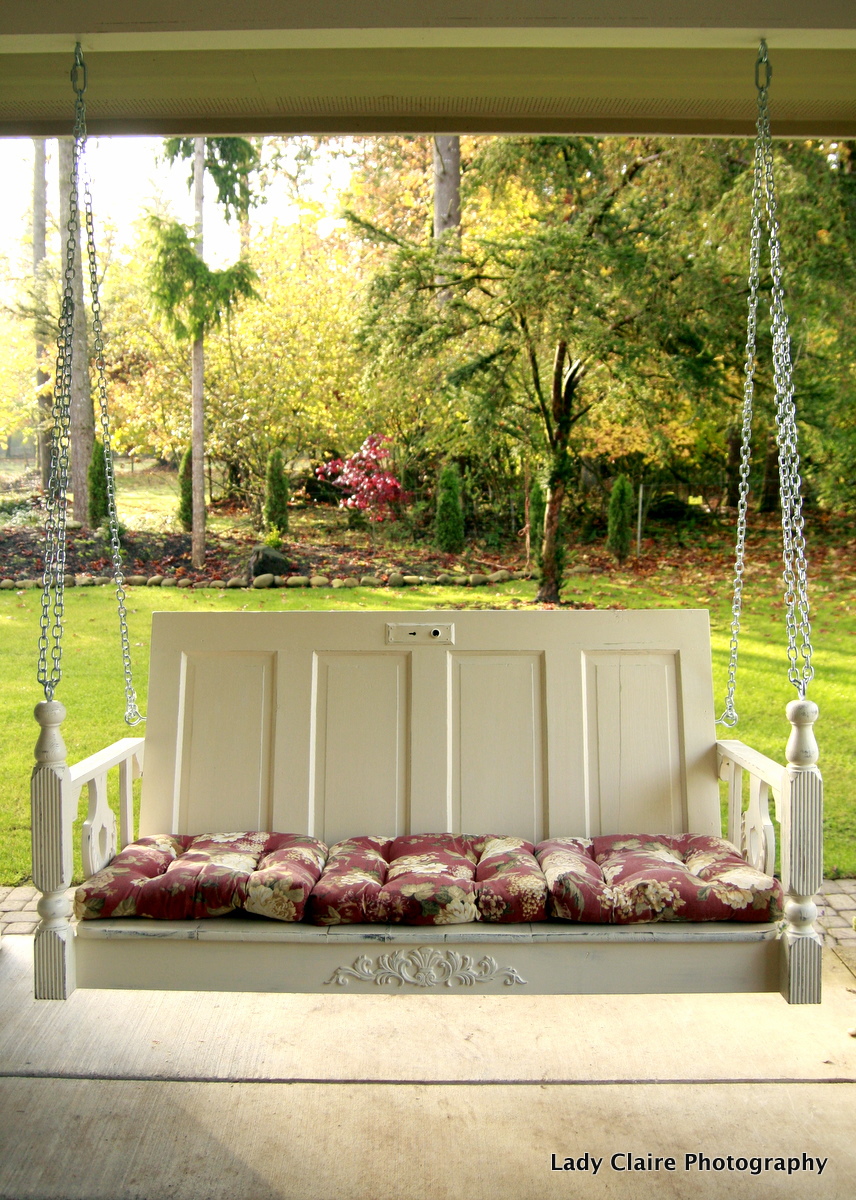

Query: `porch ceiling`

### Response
(1, 3, 855, 137)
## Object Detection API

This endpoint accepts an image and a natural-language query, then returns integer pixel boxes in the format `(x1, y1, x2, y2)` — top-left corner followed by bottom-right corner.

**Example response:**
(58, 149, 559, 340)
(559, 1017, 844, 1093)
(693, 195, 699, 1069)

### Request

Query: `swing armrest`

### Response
(69, 737, 145, 790)
(69, 737, 145, 873)
(716, 740, 784, 802)
(716, 739, 784, 876)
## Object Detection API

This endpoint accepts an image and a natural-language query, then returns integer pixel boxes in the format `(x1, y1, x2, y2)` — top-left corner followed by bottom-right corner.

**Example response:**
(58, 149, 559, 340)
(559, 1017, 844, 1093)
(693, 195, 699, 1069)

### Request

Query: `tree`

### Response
(87, 438, 109, 527)
(434, 463, 465, 552)
(606, 474, 635, 564)
(177, 446, 193, 530)
(433, 135, 461, 300)
(264, 448, 290, 534)
(153, 136, 261, 568)
(353, 136, 708, 600)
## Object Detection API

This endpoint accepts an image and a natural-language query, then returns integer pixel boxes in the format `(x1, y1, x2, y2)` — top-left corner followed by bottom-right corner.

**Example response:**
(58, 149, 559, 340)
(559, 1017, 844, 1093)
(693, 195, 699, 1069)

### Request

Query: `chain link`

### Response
(37, 51, 86, 702)
(38, 44, 144, 724)
(718, 40, 814, 725)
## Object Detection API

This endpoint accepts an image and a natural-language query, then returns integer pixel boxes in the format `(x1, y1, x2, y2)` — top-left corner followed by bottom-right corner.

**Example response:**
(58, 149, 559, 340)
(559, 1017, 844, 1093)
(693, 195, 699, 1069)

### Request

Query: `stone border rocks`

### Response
(1, 565, 533, 592)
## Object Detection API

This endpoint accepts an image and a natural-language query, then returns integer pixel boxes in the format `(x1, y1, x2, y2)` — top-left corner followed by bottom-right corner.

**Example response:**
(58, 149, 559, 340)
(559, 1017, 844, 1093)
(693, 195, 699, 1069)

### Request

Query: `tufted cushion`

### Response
(475, 836, 548, 922)
(76, 831, 783, 926)
(74, 832, 328, 921)
(536, 834, 784, 923)
(309, 833, 549, 925)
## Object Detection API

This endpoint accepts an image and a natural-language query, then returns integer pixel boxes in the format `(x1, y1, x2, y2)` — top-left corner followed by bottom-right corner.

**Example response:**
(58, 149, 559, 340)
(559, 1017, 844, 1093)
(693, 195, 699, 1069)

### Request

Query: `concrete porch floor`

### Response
(1, 935, 855, 1200)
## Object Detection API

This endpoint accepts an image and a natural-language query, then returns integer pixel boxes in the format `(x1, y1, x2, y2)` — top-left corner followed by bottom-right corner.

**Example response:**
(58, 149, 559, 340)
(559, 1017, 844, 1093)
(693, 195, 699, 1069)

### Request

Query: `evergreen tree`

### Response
(178, 446, 193, 531)
(529, 479, 546, 563)
(87, 438, 109, 528)
(607, 474, 635, 565)
(264, 448, 289, 534)
(434, 463, 465, 553)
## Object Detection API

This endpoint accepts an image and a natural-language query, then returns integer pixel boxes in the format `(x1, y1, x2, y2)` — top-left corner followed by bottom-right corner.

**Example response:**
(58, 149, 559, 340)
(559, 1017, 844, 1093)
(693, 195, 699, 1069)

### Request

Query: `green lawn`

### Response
(1, 562, 852, 884)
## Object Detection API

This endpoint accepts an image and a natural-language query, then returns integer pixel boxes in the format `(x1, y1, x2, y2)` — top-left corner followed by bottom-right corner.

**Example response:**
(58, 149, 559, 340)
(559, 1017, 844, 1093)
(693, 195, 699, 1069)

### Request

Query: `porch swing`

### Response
(28, 43, 823, 1004)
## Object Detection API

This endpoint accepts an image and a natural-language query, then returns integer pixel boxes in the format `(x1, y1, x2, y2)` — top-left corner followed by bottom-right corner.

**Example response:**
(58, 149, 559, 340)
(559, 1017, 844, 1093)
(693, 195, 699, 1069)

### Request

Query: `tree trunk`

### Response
(758, 433, 780, 514)
(535, 343, 587, 604)
(433, 135, 460, 300)
(32, 138, 50, 490)
(725, 422, 742, 508)
(433, 136, 461, 239)
(58, 137, 94, 524)
(538, 477, 566, 603)
(191, 136, 206, 570)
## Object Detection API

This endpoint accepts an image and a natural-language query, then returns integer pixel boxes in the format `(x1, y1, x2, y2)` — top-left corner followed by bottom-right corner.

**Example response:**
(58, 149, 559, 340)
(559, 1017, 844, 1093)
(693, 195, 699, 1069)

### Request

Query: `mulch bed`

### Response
(0, 525, 529, 584)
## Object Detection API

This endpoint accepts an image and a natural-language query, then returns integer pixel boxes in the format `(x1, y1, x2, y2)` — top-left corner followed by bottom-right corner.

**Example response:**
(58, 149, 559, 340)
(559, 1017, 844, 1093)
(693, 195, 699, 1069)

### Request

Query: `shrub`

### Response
(528, 479, 546, 561)
(178, 447, 192, 531)
(317, 435, 404, 523)
(607, 474, 635, 565)
(88, 439, 109, 528)
(434, 463, 465, 553)
(264, 448, 290, 535)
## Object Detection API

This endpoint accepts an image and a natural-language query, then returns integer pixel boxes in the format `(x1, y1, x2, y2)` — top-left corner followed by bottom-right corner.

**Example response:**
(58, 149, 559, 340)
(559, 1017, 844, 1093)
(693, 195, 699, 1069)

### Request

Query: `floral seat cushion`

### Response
(536, 834, 784, 923)
(308, 833, 548, 925)
(76, 830, 782, 926)
(74, 832, 327, 922)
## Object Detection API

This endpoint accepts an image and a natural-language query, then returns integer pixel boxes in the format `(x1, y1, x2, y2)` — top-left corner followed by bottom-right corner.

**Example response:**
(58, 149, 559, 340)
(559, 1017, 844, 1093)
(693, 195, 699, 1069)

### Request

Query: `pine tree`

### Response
(87, 439, 109, 528)
(178, 446, 193, 531)
(607, 474, 635, 565)
(264, 448, 290, 535)
(434, 463, 465, 553)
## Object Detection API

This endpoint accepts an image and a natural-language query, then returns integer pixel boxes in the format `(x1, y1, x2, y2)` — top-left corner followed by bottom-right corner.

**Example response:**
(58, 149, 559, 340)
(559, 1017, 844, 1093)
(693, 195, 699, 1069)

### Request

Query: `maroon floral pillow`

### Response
(75, 832, 328, 921)
(244, 834, 329, 921)
(378, 833, 479, 924)
(476, 836, 547, 922)
(536, 838, 611, 922)
(307, 835, 392, 924)
(591, 834, 783, 922)
(74, 834, 190, 920)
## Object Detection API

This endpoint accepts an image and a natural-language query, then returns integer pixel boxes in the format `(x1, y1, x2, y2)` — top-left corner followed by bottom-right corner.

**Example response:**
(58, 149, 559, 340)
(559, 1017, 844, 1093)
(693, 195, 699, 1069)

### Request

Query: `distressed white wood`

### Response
(74, 917, 780, 996)
(178, 651, 276, 833)
(583, 651, 686, 834)
(139, 609, 722, 842)
(311, 653, 409, 843)
(54, 609, 813, 1003)
(31, 701, 75, 999)
(779, 699, 824, 1004)
(450, 653, 545, 839)
(68, 737, 145, 787)
(717, 739, 784, 800)
(717, 739, 781, 873)
(68, 737, 145, 858)
(81, 773, 117, 878)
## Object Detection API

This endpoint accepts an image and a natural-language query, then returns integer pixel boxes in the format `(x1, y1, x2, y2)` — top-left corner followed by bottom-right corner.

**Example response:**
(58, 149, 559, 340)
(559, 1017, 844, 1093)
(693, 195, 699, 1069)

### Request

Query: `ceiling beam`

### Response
(1, 3, 854, 137)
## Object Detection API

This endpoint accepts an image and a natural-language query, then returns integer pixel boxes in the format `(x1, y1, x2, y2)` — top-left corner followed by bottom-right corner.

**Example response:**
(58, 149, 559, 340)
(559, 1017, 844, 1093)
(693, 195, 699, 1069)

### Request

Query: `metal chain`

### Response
(81, 157, 145, 724)
(38, 44, 144, 723)
(718, 73, 766, 727)
(756, 49, 814, 698)
(37, 52, 86, 701)
(718, 40, 813, 725)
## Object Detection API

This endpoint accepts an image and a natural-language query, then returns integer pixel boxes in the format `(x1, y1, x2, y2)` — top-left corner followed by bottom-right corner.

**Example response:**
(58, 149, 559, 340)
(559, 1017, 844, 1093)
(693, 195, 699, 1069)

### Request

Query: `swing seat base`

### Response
(74, 914, 782, 995)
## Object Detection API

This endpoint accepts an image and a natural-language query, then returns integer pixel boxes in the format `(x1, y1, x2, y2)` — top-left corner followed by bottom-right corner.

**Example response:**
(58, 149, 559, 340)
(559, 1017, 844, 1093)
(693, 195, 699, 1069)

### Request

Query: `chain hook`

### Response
(754, 39, 772, 92)
(71, 42, 87, 98)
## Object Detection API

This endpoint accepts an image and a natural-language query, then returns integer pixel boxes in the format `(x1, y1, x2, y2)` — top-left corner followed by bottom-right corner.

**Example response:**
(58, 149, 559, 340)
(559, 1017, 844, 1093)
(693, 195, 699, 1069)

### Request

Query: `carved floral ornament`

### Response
(324, 947, 527, 989)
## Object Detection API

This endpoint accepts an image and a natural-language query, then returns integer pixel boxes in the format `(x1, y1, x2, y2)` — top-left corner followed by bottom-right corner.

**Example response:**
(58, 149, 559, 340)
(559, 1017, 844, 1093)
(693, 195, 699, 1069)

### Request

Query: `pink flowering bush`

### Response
(316, 435, 405, 523)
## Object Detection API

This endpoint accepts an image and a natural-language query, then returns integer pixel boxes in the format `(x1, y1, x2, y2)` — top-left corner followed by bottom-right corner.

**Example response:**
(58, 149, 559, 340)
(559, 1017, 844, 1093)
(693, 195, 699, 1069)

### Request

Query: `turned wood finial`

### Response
(785, 699, 819, 768)
(34, 700, 67, 766)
